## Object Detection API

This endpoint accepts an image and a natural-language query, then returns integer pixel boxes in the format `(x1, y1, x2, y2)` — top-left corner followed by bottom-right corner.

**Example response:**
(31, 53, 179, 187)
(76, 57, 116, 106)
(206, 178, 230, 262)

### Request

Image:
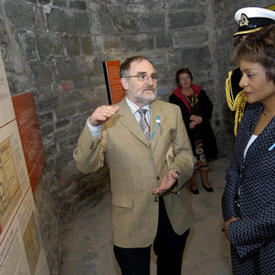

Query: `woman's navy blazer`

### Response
(222, 105, 275, 274)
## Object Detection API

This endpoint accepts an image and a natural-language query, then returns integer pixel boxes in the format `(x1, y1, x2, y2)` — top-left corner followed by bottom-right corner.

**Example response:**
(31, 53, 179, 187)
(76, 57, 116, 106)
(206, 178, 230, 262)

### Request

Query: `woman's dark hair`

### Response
(175, 68, 193, 85)
(233, 24, 275, 83)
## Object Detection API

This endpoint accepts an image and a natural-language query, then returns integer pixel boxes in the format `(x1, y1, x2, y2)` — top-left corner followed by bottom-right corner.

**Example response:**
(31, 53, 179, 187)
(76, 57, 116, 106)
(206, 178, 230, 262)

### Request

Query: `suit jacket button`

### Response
(156, 176, 160, 180)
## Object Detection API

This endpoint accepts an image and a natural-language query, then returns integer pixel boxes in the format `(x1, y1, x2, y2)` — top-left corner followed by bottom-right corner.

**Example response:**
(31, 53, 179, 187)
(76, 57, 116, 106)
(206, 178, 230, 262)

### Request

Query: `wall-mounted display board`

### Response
(12, 92, 46, 192)
(103, 60, 125, 104)
(0, 56, 14, 128)
(0, 51, 50, 275)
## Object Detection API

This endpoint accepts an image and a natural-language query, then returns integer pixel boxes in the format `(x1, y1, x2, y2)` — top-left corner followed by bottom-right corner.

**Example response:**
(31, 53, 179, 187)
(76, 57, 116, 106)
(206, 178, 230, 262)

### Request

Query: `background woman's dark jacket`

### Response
(169, 85, 218, 161)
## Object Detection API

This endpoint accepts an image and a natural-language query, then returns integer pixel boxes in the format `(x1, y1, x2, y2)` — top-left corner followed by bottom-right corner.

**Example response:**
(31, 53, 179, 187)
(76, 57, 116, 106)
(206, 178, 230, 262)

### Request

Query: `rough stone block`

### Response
(173, 27, 208, 47)
(64, 35, 80, 56)
(54, 129, 68, 141)
(36, 32, 64, 58)
(137, 15, 165, 32)
(58, 135, 80, 152)
(58, 138, 70, 151)
(20, 32, 37, 60)
(0, 18, 8, 43)
(155, 33, 172, 48)
(131, 0, 154, 3)
(34, 6, 47, 31)
(76, 57, 95, 75)
(41, 123, 55, 136)
(53, 0, 67, 7)
(122, 34, 154, 51)
(150, 56, 167, 77)
(180, 46, 211, 70)
(39, 112, 54, 123)
(115, 16, 138, 33)
(37, 97, 59, 112)
(30, 61, 54, 84)
(43, 144, 57, 159)
(77, 100, 93, 113)
(176, 1, 208, 9)
(157, 87, 170, 96)
(39, 0, 51, 4)
(104, 37, 121, 50)
(69, 123, 83, 137)
(81, 37, 94, 55)
(55, 105, 77, 120)
(126, 4, 146, 14)
(57, 150, 74, 165)
(168, 10, 205, 29)
(56, 119, 70, 129)
(74, 76, 93, 90)
(97, 16, 118, 34)
(60, 92, 84, 106)
(4, 0, 35, 29)
(55, 58, 80, 81)
(69, 1, 87, 10)
(47, 8, 90, 35)
(86, 2, 101, 11)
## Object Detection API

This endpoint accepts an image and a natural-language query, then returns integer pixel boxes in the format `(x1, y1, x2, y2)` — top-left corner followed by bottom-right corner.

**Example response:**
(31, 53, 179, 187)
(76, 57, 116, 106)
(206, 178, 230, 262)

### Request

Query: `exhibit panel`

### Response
(0, 52, 50, 275)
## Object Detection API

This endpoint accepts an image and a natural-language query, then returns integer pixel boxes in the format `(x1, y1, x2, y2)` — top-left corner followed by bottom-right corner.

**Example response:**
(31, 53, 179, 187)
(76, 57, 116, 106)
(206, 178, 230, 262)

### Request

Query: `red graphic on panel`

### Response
(12, 92, 45, 191)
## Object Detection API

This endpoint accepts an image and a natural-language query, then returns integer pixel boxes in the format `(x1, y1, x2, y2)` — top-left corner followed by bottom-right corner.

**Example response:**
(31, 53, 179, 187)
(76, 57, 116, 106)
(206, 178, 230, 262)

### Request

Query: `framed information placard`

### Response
(103, 60, 124, 104)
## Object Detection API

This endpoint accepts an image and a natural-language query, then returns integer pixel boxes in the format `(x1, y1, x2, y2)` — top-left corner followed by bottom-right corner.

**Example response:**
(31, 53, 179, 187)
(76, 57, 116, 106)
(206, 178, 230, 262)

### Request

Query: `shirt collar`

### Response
(125, 96, 150, 114)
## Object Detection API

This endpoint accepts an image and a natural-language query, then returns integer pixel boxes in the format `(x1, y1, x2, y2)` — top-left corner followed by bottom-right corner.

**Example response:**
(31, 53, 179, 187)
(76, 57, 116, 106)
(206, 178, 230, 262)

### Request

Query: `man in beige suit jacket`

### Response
(73, 56, 195, 275)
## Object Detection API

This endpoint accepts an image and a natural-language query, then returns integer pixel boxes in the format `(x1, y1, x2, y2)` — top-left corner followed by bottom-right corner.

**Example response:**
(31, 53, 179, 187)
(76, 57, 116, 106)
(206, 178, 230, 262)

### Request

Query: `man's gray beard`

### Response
(136, 92, 157, 105)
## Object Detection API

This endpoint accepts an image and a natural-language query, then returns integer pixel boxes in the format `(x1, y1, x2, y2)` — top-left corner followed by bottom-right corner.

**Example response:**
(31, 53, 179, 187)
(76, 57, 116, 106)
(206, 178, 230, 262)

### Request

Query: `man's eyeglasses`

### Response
(124, 73, 158, 81)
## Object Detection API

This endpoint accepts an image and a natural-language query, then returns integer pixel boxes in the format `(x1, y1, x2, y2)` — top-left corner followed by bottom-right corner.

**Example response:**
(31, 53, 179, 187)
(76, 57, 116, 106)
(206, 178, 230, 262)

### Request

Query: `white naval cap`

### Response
(234, 6, 275, 37)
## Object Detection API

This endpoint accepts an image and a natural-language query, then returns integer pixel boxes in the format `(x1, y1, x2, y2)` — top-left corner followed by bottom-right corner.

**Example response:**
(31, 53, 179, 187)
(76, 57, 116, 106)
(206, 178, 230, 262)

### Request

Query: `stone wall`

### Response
(0, 0, 273, 273)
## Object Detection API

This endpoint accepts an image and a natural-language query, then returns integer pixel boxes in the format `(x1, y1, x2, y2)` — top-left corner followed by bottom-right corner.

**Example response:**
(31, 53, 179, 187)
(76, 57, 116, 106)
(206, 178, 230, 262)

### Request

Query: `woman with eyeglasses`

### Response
(169, 68, 218, 195)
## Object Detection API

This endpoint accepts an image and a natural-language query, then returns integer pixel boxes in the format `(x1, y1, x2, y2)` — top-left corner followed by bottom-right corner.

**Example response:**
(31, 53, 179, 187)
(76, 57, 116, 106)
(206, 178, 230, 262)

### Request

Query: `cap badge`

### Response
(239, 13, 249, 27)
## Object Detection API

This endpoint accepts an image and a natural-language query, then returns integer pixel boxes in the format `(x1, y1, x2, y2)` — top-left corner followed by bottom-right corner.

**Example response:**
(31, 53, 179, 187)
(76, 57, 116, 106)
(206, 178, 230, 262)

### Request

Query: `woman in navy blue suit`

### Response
(222, 25, 275, 274)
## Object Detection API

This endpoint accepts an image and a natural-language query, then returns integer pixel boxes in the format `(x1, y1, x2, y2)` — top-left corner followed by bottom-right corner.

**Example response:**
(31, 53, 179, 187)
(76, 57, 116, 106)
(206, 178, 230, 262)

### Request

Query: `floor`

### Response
(60, 158, 232, 275)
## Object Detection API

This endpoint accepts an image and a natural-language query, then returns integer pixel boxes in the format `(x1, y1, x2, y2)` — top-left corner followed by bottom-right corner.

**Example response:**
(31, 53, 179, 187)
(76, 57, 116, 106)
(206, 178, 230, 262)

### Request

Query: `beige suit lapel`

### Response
(118, 99, 150, 146)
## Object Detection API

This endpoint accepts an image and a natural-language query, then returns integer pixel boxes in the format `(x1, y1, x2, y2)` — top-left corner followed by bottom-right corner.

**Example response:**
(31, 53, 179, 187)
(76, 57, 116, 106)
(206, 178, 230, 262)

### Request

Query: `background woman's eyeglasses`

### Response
(179, 76, 191, 81)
